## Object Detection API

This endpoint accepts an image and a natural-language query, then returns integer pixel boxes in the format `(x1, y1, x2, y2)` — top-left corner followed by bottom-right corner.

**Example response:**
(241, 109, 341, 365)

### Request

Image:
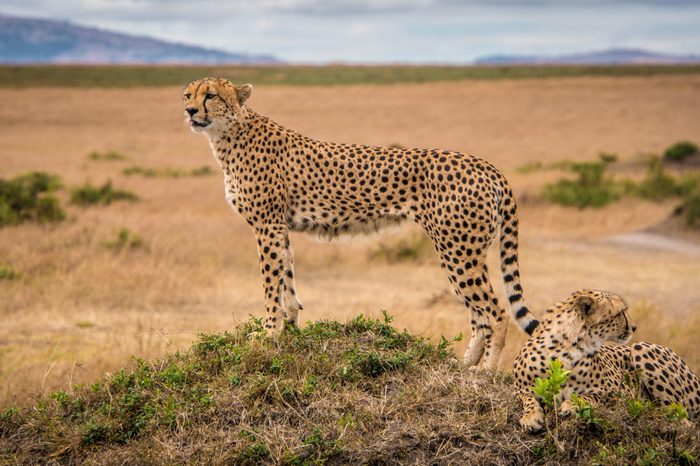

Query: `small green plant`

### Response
(0, 264, 20, 280)
(664, 402, 688, 421)
(388, 143, 405, 149)
(663, 141, 698, 163)
(103, 228, 144, 252)
(70, 181, 138, 206)
(436, 333, 463, 359)
(0, 171, 65, 226)
(626, 397, 653, 418)
(51, 390, 70, 410)
(0, 407, 18, 422)
(542, 161, 619, 208)
(570, 393, 604, 427)
(532, 358, 571, 409)
(88, 150, 127, 161)
(82, 421, 109, 445)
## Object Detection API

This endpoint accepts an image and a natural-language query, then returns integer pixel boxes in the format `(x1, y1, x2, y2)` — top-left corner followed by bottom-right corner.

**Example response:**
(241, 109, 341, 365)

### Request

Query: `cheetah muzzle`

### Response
(183, 77, 540, 370)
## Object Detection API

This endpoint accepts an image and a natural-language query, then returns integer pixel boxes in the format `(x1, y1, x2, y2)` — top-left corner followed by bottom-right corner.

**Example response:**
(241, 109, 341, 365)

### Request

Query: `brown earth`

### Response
(1, 75, 699, 406)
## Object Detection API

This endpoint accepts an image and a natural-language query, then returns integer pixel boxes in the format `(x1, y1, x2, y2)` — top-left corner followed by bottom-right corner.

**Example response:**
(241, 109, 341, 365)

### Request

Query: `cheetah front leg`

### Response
(281, 239, 303, 327)
(254, 224, 289, 336)
(519, 390, 545, 433)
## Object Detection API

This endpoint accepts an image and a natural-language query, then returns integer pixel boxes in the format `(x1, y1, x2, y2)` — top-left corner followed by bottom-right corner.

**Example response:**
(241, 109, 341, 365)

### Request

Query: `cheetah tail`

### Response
(499, 193, 539, 335)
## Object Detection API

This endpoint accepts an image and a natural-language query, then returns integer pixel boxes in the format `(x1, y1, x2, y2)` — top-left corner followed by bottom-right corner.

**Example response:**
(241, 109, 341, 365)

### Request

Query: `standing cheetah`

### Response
(514, 289, 700, 432)
(183, 78, 538, 369)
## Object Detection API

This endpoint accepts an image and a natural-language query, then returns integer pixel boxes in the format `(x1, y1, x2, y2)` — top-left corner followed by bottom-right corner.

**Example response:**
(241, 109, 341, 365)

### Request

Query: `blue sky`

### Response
(2, 0, 699, 62)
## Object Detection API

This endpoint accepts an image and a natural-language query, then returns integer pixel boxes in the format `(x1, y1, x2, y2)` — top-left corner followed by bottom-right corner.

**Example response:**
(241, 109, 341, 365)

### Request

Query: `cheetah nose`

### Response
(186, 107, 198, 116)
(631, 324, 637, 332)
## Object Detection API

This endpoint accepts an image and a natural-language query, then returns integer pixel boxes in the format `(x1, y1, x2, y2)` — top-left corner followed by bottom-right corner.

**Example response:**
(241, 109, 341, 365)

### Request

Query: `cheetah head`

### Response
(182, 78, 253, 135)
(550, 289, 636, 351)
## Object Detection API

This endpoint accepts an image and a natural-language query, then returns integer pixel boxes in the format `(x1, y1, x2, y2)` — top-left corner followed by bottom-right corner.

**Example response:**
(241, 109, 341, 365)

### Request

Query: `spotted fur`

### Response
(514, 289, 699, 432)
(183, 77, 538, 369)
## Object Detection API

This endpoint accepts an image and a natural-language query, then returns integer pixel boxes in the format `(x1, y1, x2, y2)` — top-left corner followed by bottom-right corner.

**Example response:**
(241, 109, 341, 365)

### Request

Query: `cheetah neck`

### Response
(206, 107, 262, 166)
(542, 316, 600, 366)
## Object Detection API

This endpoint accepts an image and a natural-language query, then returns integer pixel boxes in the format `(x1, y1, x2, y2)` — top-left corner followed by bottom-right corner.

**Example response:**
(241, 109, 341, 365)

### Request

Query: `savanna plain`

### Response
(1, 68, 700, 412)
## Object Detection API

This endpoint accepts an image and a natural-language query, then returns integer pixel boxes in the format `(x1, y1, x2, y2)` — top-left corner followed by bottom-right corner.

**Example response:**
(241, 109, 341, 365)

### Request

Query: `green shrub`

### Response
(88, 150, 127, 161)
(663, 141, 698, 163)
(70, 181, 138, 206)
(0, 172, 65, 226)
(103, 228, 144, 252)
(634, 156, 681, 201)
(542, 162, 620, 208)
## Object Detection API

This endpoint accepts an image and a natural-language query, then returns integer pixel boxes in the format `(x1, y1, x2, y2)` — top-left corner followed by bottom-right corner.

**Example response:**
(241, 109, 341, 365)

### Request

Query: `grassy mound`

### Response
(1, 316, 698, 465)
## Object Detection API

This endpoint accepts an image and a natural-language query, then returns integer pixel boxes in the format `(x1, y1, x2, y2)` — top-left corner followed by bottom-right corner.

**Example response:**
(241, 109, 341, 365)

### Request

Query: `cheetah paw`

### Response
(520, 412, 545, 433)
(559, 400, 575, 417)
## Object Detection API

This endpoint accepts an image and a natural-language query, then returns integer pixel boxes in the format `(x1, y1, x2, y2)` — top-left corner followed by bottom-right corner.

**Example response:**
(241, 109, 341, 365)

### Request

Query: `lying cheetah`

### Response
(514, 289, 700, 432)
(183, 77, 539, 369)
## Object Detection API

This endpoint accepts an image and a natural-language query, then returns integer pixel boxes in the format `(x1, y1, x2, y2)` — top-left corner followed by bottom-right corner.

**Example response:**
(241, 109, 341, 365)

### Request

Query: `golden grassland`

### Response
(1, 74, 699, 407)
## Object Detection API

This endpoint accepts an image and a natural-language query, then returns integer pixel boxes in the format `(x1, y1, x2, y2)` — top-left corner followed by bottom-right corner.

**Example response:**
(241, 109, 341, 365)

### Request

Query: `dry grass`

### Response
(1, 317, 698, 465)
(0, 75, 699, 413)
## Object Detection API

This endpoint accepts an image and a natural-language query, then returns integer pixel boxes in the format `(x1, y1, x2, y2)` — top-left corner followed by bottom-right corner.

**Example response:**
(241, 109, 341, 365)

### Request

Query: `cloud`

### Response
(1, 0, 699, 62)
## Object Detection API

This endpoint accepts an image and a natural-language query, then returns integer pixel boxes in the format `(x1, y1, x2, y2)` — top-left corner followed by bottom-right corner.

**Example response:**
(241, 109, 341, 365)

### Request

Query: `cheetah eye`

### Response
(205, 93, 216, 99)
(184, 93, 191, 99)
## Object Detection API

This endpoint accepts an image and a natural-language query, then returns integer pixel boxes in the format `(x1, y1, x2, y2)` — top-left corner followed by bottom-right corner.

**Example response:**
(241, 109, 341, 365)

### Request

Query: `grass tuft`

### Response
(0, 316, 697, 464)
(70, 181, 138, 206)
(88, 150, 128, 161)
(370, 234, 433, 263)
(102, 228, 145, 252)
(122, 165, 214, 178)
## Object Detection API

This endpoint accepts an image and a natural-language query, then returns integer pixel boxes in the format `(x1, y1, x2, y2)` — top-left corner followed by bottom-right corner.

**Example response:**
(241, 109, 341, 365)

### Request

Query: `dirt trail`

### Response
(607, 231, 700, 257)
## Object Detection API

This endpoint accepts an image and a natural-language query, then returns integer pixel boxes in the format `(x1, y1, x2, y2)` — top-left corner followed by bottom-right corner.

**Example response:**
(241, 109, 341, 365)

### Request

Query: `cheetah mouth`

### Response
(190, 119, 211, 129)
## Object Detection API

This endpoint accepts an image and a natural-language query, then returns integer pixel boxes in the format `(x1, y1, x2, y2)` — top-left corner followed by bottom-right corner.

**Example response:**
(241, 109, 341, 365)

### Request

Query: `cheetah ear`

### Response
(235, 84, 253, 105)
(575, 296, 595, 317)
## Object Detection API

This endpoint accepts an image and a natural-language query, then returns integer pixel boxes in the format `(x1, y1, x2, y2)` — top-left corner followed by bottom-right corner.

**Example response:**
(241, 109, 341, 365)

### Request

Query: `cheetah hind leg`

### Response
(281, 244, 303, 327)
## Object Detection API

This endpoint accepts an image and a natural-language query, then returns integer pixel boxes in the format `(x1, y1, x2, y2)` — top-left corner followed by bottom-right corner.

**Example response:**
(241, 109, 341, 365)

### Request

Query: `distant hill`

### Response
(475, 48, 700, 65)
(0, 14, 277, 64)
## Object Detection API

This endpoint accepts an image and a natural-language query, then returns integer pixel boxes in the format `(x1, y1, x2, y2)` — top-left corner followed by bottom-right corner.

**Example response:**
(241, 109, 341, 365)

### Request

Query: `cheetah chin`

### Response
(188, 118, 211, 131)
